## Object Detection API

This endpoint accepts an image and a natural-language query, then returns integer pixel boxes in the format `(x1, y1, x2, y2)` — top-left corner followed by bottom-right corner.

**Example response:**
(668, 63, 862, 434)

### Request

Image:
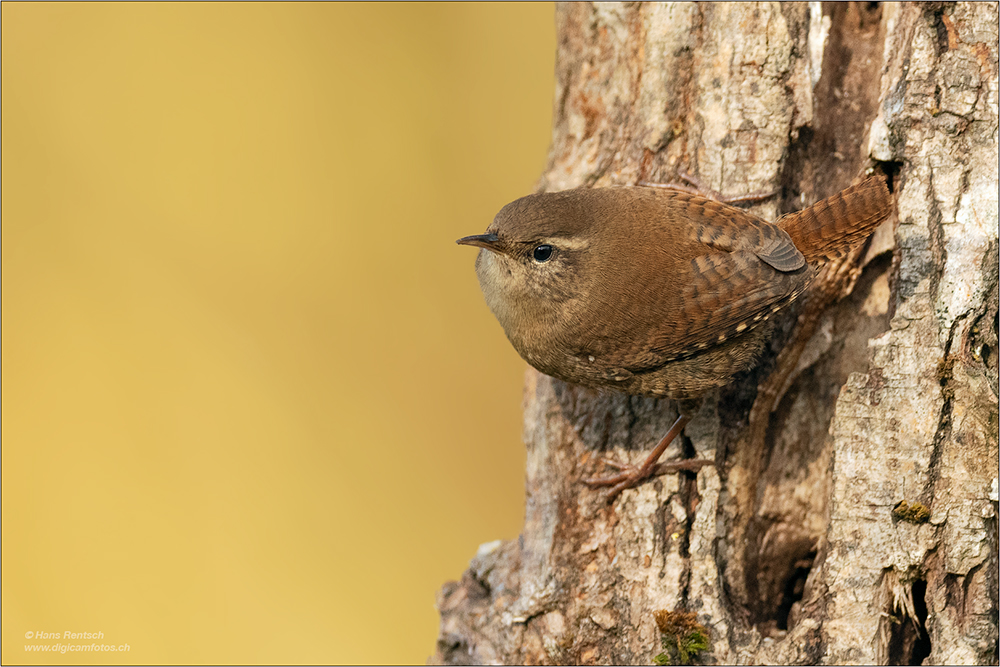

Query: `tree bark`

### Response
(434, 3, 998, 664)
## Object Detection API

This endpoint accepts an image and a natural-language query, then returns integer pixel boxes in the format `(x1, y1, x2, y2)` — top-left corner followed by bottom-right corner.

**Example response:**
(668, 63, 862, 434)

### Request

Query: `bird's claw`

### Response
(584, 458, 715, 503)
(584, 462, 656, 502)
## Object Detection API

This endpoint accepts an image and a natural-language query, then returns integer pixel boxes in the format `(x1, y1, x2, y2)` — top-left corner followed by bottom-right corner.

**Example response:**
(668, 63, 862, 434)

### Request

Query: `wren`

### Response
(457, 174, 894, 500)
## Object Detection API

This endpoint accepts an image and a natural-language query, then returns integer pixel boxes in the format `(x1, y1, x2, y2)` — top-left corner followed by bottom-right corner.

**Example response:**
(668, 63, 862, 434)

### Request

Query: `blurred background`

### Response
(2, 3, 554, 664)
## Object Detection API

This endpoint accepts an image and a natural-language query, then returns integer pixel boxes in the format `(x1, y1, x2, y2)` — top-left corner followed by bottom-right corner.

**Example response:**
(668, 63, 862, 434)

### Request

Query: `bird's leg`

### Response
(637, 171, 779, 207)
(584, 413, 711, 501)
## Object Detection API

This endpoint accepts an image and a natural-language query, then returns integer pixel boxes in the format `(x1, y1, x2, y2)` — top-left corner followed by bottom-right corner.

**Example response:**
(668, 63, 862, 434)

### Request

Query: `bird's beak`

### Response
(455, 233, 501, 250)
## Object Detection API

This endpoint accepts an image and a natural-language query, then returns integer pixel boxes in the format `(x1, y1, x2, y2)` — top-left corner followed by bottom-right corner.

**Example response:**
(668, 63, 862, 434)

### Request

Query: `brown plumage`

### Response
(457, 174, 894, 500)
(778, 175, 892, 263)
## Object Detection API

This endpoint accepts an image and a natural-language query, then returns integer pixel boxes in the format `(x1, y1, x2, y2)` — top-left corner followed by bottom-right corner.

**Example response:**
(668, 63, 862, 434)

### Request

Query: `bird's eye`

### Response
(532, 244, 553, 262)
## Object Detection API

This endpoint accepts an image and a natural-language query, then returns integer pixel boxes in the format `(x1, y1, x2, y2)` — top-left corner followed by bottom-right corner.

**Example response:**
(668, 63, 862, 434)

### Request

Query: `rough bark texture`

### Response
(434, 3, 998, 665)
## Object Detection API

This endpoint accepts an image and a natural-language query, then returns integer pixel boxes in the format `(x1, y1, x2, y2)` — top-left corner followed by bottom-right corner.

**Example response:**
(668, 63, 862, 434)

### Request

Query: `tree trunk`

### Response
(433, 3, 998, 664)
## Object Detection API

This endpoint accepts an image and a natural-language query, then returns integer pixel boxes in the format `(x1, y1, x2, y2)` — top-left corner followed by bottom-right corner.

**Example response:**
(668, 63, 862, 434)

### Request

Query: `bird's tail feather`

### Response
(777, 174, 894, 263)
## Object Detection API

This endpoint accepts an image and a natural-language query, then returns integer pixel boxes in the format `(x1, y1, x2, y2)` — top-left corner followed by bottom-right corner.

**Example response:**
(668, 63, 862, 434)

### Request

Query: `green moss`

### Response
(652, 610, 709, 665)
(892, 500, 931, 524)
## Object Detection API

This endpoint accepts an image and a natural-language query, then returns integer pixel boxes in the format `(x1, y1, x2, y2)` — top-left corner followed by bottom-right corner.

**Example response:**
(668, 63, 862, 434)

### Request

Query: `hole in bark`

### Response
(775, 552, 815, 630)
(745, 531, 817, 634)
(877, 160, 904, 194)
(859, 1, 882, 28)
(929, 6, 951, 55)
(887, 579, 932, 665)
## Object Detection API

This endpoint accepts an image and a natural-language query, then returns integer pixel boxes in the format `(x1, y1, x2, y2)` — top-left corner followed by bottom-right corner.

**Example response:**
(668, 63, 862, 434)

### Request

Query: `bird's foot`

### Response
(584, 457, 714, 503)
(582, 413, 699, 503)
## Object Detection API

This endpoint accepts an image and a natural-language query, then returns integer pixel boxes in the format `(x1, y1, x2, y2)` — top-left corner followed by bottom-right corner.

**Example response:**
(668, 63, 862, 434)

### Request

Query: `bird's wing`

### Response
(636, 207, 812, 365)
(568, 190, 813, 373)
(664, 250, 811, 358)
(586, 249, 813, 374)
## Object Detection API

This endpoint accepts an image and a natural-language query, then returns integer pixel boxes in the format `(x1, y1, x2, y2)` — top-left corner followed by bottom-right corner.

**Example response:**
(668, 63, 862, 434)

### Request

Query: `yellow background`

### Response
(2, 3, 553, 664)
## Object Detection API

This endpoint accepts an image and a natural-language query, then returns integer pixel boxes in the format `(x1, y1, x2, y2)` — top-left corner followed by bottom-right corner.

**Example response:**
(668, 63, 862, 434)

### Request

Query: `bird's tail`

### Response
(777, 174, 894, 263)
